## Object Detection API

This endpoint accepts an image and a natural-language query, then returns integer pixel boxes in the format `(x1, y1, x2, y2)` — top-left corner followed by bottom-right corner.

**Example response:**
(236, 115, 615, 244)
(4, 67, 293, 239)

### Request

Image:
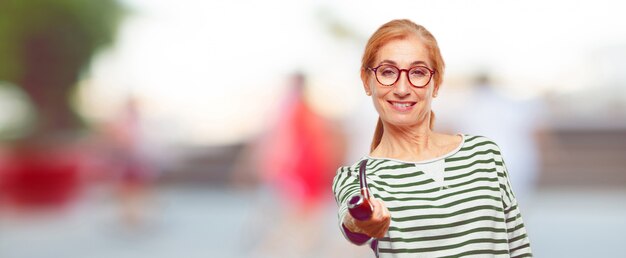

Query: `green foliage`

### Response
(0, 0, 123, 83)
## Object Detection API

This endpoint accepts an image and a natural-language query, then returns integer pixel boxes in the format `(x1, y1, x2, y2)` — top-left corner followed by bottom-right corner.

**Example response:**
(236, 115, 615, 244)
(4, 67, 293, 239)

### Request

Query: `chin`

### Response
(381, 115, 420, 127)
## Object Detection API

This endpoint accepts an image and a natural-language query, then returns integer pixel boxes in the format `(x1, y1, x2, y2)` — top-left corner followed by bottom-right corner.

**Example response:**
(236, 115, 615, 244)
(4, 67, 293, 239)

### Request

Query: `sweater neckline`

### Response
(365, 133, 465, 165)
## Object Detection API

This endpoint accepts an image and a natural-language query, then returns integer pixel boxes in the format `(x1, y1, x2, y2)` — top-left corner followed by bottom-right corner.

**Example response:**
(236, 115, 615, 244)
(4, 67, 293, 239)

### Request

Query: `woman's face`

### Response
(364, 35, 439, 128)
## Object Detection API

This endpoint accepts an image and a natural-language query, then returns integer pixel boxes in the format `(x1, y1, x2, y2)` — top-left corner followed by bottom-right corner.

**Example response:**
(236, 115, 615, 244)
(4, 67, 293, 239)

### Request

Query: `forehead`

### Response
(375, 36, 431, 67)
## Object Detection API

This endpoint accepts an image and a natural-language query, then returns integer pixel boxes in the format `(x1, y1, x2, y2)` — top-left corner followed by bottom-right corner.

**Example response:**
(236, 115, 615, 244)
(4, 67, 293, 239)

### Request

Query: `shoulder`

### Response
(332, 158, 369, 192)
(460, 134, 510, 170)
(458, 134, 507, 163)
(334, 157, 368, 177)
(334, 156, 392, 177)
(462, 134, 502, 151)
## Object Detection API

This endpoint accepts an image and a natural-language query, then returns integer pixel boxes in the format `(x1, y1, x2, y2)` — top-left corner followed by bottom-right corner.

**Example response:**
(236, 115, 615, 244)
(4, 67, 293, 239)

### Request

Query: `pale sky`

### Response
(76, 0, 626, 146)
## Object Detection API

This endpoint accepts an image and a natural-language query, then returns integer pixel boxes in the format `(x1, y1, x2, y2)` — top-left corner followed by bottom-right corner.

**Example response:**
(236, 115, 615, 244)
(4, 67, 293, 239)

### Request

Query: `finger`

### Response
(377, 197, 387, 210)
(372, 224, 387, 238)
(355, 219, 378, 232)
(372, 198, 384, 220)
(356, 223, 379, 238)
(370, 198, 381, 217)
(375, 203, 391, 238)
(376, 199, 390, 219)
(379, 218, 391, 237)
(344, 214, 363, 234)
(381, 204, 391, 220)
(371, 217, 389, 236)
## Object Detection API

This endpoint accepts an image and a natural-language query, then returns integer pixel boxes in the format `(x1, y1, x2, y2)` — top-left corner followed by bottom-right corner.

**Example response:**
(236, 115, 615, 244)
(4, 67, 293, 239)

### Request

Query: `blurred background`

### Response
(1, 0, 625, 257)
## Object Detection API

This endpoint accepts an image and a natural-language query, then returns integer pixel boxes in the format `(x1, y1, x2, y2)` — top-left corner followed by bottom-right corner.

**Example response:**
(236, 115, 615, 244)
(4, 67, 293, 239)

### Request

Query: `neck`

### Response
(371, 122, 437, 160)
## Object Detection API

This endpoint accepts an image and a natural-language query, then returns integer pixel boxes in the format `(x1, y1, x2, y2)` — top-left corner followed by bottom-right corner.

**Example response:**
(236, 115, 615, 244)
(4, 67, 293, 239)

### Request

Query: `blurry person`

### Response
(233, 73, 348, 257)
(449, 73, 546, 206)
(258, 73, 345, 212)
(332, 19, 533, 257)
(105, 97, 156, 229)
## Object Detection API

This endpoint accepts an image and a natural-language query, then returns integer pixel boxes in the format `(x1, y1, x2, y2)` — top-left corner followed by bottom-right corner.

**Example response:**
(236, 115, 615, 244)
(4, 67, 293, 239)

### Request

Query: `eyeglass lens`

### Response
(376, 65, 431, 87)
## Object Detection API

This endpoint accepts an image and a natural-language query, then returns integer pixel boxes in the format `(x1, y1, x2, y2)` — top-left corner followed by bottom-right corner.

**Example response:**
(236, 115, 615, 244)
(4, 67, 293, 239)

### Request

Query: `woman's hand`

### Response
(343, 198, 391, 238)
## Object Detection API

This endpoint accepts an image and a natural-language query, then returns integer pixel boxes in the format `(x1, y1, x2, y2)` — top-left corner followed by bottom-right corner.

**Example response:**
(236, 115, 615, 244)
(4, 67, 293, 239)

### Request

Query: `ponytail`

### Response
(429, 110, 435, 130)
(370, 118, 384, 152)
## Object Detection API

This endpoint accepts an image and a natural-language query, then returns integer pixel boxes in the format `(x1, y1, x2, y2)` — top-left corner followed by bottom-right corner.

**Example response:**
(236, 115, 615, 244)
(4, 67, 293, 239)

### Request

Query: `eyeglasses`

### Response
(368, 64, 435, 88)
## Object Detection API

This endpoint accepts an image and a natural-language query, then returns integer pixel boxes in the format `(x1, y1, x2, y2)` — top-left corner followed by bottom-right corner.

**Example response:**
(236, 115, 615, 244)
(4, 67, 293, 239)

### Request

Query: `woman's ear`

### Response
(363, 82, 372, 96)
(361, 70, 372, 96)
(432, 84, 440, 98)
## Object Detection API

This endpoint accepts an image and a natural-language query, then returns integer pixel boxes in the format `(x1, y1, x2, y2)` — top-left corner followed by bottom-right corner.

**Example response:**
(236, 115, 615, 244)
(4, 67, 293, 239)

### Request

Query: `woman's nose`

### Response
(393, 73, 411, 97)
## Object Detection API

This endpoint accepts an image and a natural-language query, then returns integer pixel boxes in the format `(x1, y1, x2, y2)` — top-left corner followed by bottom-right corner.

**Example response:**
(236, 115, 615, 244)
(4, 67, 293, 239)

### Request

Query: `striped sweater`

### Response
(332, 134, 532, 257)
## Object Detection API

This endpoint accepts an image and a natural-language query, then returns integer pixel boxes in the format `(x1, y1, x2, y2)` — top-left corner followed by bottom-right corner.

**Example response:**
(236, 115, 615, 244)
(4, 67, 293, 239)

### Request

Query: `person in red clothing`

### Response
(233, 73, 348, 256)
(259, 73, 344, 212)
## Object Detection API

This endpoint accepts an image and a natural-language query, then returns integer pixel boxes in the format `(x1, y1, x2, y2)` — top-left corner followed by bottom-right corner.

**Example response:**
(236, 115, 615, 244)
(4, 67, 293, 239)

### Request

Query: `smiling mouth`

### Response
(388, 101, 417, 111)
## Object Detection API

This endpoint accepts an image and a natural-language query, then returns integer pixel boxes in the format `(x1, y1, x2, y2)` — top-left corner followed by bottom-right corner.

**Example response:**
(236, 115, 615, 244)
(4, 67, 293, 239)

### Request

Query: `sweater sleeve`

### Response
(332, 164, 372, 245)
(495, 149, 533, 257)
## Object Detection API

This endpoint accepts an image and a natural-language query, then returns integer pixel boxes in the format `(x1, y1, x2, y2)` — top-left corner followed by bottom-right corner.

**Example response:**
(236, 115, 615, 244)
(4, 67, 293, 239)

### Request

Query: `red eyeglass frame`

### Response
(368, 64, 436, 88)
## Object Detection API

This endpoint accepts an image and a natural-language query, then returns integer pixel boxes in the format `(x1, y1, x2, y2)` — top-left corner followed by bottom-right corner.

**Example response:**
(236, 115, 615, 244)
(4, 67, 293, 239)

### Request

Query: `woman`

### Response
(332, 19, 533, 257)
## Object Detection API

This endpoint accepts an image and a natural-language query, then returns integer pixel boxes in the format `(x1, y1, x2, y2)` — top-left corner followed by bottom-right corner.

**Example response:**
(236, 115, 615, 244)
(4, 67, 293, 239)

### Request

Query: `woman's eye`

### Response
(410, 69, 427, 77)
(380, 69, 397, 77)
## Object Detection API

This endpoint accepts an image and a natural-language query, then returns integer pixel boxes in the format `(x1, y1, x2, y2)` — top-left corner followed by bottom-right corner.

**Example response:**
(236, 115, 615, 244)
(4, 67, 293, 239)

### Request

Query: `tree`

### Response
(0, 0, 123, 141)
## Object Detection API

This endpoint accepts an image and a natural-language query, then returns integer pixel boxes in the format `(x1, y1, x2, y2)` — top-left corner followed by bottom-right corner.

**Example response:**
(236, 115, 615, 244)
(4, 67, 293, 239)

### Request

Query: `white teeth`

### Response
(393, 102, 411, 108)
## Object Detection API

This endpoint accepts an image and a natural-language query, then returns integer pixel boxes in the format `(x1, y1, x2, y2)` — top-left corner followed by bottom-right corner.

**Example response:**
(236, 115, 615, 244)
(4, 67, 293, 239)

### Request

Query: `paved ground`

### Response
(1, 186, 625, 258)
(523, 188, 626, 258)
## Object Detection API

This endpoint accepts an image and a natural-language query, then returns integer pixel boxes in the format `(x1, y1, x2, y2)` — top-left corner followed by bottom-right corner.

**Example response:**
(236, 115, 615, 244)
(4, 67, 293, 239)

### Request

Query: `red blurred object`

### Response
(259, 75, 345, 211)
(1, 147, 82, 208)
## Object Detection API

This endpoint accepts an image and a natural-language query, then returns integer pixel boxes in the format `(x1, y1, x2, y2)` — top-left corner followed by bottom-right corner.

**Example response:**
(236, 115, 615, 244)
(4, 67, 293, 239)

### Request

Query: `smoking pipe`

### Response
(347, 159, 373, 221)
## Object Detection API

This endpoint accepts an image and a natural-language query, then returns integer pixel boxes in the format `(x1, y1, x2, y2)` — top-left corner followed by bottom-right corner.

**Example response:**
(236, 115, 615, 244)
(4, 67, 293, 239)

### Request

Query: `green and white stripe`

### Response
(333, 135, 532, 257)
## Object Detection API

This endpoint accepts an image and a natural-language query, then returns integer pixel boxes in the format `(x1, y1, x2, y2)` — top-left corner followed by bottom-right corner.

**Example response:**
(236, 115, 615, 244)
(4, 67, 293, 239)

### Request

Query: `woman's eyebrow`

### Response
(410, 60, 428, 66)
(379, 60, 429, 66)
(379, 59, 397, 65)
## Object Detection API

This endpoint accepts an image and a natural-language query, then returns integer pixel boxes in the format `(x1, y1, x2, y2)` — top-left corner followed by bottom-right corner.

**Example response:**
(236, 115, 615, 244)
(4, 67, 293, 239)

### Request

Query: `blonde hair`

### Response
(361, 19, 445, 152)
